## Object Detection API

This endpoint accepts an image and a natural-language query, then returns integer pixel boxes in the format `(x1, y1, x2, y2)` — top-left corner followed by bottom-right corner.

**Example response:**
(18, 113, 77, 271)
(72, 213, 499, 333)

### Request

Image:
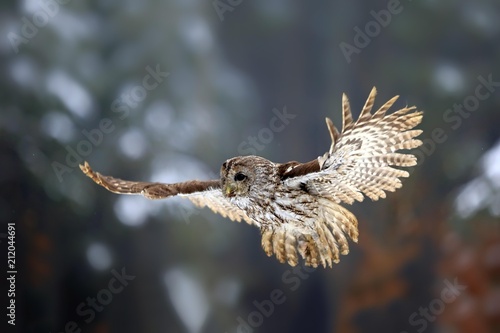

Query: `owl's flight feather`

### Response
(80, 87, 423, 268)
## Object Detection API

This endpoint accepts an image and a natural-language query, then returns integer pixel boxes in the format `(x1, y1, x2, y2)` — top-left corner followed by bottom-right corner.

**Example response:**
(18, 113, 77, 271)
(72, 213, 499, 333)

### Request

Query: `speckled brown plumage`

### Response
(80, 87, 423, 268)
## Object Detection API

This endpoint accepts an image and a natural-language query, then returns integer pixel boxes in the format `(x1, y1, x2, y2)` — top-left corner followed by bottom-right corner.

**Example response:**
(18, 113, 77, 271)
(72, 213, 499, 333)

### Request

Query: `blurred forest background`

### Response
(1, 0, 500, 332)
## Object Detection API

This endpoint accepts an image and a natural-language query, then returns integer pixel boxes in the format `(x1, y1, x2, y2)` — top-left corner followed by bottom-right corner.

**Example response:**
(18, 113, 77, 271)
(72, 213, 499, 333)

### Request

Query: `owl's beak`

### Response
(224, 183, 236, 197)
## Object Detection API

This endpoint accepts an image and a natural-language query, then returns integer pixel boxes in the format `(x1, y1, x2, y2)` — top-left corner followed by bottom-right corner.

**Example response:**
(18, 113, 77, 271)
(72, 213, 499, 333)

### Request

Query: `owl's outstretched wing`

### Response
(284, 86, 423, 204)
(79, 162, 253, 224)
(269, 87, 423, 268)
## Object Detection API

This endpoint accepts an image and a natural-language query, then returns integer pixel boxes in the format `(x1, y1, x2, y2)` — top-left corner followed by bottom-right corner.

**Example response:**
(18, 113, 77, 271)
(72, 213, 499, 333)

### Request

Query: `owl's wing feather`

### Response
(80, 161, 253, 224)
(80, 161, 219, 199)
(284, 86, 423, 204)
(182, 191, 254, 225)
(272, 87, 423, 268)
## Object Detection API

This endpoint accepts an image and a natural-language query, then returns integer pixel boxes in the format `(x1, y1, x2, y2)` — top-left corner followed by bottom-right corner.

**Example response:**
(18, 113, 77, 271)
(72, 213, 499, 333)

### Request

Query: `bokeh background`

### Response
(1, 0, 500, 332)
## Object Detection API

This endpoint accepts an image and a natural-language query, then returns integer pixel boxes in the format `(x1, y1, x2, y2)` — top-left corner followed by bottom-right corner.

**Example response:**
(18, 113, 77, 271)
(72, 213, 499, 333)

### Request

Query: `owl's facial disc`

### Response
(221, 159, 250, 198)
(224, 171, 248, 197)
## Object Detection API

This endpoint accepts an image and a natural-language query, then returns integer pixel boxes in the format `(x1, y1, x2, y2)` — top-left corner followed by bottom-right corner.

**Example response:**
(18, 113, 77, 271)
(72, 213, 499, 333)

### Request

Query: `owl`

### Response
(80, 87, 423, 268)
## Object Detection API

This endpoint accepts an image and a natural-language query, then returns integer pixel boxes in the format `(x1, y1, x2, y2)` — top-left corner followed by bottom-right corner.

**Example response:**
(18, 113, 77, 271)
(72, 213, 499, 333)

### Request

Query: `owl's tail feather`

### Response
(260, 201, 359, 268)
(261, 227, 300, 267)
(299, 202, 359, 268)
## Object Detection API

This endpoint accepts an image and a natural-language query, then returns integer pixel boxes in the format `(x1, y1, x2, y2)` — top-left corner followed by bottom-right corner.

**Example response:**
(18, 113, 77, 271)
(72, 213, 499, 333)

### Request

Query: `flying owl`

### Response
(80, 87, 423, 268)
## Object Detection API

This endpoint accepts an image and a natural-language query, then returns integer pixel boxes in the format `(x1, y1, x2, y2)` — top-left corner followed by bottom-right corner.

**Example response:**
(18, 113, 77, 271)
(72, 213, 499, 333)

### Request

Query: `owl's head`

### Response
(220, 155, 274, 198)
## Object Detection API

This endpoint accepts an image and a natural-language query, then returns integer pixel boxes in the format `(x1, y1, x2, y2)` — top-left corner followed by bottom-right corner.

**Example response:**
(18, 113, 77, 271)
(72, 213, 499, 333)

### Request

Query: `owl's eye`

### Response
(234, 172, 247, 182)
